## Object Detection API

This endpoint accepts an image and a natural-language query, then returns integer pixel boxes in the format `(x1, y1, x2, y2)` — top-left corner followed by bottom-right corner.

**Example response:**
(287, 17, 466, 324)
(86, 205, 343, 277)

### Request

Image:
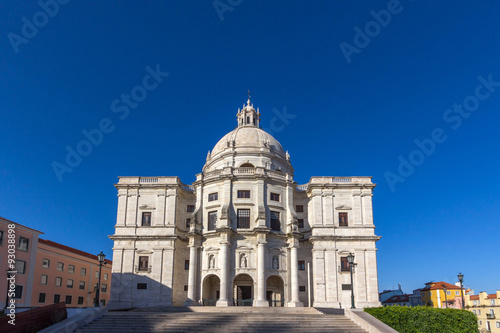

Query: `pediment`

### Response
(335, 205, 352, 210)
(139, 204, 156, 210)
(236, 246, 254, 250)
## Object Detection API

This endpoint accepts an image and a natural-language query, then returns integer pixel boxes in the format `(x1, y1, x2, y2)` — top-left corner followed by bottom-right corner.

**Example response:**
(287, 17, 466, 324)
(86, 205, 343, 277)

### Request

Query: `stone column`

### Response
(217, 234, 231, 306)
(254, 233, 269, 306)
(184, 235, 201, 306)
(288, 237, 303, 307)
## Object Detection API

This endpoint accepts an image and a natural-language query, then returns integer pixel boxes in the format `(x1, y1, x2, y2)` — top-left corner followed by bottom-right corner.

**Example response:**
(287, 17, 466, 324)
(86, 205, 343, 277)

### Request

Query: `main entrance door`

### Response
(266, 275, 284, 307)
(202, 274, 220, 306)
(233, 274, 253, 306)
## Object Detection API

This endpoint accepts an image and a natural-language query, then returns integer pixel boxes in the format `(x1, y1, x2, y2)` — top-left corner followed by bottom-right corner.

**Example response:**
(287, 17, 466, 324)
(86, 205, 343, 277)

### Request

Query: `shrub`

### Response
(364, 306, 479, 333)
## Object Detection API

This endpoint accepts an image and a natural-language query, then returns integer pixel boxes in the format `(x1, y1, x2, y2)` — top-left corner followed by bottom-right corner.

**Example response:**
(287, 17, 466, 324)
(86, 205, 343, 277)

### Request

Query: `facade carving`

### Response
(108, 98, 381, 309)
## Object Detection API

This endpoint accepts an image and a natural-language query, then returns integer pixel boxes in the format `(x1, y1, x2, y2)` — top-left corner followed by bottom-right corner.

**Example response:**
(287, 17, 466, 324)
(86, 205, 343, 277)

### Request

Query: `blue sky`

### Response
(1, 1, 499, 295)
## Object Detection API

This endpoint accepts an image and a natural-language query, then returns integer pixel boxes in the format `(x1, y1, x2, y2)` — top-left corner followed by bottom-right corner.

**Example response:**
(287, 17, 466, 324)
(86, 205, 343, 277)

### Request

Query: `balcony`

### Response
(486, 313, 495, 319)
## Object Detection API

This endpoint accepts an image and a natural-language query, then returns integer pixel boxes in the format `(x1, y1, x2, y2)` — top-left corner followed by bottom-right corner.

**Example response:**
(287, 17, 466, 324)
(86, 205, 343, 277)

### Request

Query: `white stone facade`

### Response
(108, 99, 381, 309)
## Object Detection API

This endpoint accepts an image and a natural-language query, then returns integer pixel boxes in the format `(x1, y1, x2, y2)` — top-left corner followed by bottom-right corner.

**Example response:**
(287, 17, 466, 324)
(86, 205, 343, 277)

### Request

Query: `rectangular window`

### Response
(42, 258, 50, 268)
(65, 295, 72, 305)
(80, 268, 87, 276)
(14, 285, 23, 299)
(142, 212, 151, 226)
(55, 277, 62, 287)
(299, 286, 306, 292)
(339, 212, 348, 227)
(491, 300, 495, 305)
(185, 260, 190, 270)
(496, 322, 500, 328)
(208, 193, 218, 201)
(187, 205, 195, 212)
(57, 262, 64, 271)
(101, 299, 106, 306)
(15, 260, 26, 274)
(270, 193, 280, 201)
(237, 209, 250, 229)
(79, 281, 85, 290)
(296, 205, 304, 213)
(447, 291, 451, 295)
(95, 271, 99, 279)
(68, 265, 75, 274)
(341, 257, 350, 272)
(78, 296, 84, 305)
(39, 293, 46, 303)
(67, 279, 74, 288)
(54, 294, 61, 303)
(18, 237, 29, 252)
(298, 260, 305, 270)
(342, 284, 352, 291)
(138, 256, 149, 271)
(186, 218, 191, 229)
(208, 211, 218, 231)
(41, 274, 48, 285)
(455, 291, 460, 295)
(184, 285, 188, 292)
(101, 284, 107, 293)
(137, 283, 147, 290)
(0, 230, 3, 245)
(297, 219, 304, 228)
(104, 273, 108, 281)
(237, 190, 250, 198)
(270, 211, 280, 231)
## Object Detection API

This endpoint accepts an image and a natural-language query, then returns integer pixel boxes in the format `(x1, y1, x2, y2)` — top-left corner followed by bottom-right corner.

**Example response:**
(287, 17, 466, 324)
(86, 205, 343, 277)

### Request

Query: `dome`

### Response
(211, 127, 286, 160)
(203, 97, 292, 174)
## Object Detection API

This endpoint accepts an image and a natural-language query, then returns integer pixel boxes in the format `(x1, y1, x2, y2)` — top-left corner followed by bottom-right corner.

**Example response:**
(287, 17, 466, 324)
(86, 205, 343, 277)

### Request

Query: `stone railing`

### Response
(331, 177, 351, 183)
(118, 177, 179, 185)
(296, 184, 308, 191)
(267, 170, 286, 180)
(181, 184, 194, 192)
(140, 177, 159, 184)
(234, 167, 256, 175)
(204, 170, 222, 180)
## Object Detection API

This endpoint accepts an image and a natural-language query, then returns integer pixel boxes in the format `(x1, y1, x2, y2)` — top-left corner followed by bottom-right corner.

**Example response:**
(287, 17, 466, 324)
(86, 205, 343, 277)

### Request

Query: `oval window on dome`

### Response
(240, 163, 254, 168)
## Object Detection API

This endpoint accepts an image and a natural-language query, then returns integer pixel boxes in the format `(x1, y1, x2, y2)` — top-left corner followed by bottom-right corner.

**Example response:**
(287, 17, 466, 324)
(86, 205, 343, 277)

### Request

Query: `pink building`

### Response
(0, 217, 112, 309)
(0, 216, 43, 309)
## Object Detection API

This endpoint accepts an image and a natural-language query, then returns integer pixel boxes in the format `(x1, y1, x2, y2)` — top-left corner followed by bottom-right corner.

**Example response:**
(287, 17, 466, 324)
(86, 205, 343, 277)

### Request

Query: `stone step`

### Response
(75, 310, 368, 333)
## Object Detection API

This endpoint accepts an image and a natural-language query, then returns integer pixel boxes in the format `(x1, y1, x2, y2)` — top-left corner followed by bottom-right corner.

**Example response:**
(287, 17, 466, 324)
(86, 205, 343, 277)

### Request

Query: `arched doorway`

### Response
(202, 275, 220, 306)
(266, 275, 284, 307)
(233, 274, 254, 306)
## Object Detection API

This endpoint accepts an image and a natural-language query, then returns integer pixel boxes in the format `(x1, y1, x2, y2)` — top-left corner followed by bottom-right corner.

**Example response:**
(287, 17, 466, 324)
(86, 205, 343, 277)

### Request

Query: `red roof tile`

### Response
(422, 281, 461, 291)
(39, 239, 112, 264)
(470, 295, 479, 300)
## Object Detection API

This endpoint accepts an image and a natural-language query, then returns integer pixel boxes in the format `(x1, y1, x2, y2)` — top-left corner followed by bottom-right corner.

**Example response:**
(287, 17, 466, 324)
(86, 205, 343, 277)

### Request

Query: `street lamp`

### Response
(458, 273, 465, 309)
(94, 252, 106, 307)
(347, 253, 357, 309)
(442, 285, 448, 308)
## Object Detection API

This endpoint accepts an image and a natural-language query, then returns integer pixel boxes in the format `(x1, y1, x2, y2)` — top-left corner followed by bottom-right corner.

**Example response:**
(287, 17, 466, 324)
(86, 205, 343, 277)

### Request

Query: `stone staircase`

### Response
(75, 307, 368, 333)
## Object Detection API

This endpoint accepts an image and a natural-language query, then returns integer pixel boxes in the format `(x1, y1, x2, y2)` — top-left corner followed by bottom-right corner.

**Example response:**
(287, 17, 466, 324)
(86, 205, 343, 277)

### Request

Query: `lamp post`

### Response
(347, 253, 357, 309)
(458, 273, 465, 309)
(442, 285, 448, 308)
(94, 252, 106, 307)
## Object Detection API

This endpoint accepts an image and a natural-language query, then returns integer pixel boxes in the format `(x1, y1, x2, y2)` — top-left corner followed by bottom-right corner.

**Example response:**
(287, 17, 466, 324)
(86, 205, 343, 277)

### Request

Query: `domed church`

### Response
(108, 97, 381, 309)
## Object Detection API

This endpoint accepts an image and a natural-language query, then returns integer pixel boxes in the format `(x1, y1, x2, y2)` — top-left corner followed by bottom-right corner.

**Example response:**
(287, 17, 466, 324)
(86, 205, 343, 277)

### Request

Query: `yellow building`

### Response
(465, 291, 500, 333)
(420, 281, 464, 309)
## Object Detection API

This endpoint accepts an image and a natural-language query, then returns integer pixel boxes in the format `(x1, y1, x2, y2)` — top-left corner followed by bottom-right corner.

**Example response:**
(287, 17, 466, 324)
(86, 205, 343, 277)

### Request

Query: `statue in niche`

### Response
(208, 254, 215, 269)
(272, 256, 279, 269)
(240, 253, 247, 268)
